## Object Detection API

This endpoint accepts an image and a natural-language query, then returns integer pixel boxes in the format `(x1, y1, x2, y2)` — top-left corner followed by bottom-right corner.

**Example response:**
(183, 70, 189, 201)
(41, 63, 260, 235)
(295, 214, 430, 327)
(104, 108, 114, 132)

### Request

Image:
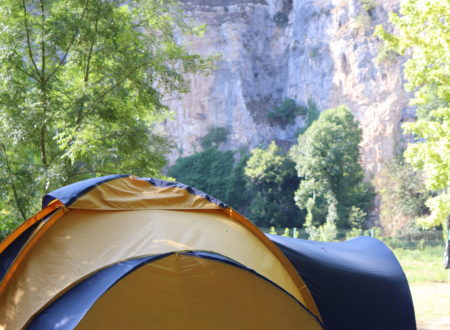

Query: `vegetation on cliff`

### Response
(169, 106, 374, 231)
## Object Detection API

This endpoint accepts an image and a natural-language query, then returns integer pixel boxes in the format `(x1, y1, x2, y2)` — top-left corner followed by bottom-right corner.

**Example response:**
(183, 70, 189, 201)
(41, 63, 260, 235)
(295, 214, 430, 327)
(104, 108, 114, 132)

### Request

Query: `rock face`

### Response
(163, 0, 412, 176)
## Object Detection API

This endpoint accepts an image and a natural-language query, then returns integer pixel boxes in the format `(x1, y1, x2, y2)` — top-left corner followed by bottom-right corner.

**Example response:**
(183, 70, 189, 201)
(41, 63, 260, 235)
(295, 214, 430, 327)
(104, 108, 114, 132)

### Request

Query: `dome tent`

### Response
(0, 175, 323, 329)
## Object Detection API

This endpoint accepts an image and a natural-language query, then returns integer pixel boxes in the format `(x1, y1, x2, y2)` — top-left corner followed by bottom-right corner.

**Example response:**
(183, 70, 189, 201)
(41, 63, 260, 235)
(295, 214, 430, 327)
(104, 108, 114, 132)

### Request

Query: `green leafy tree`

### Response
(244, 142, 303, 227)
(376, 157, 429, 235)
(0, 0, 212, 235)
(290, 106, 374, 229)
(296, 99, 320, 135)
(167, 147, 237, 206)
(225, 153, 251, 212)
(375, 0, 449, 230)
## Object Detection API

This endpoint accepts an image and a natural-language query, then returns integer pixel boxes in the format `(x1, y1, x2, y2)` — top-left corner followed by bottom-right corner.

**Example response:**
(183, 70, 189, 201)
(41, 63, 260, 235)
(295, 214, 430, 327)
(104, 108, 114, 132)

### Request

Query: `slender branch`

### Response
(44, 0, 91, 83)
(84, 13, 99, 83)
(37, 0, 49, 169)
(40, 0, 46, 77)
(51, 78, 75, 101)
(0, 142, 27, 220)
(40, 122, 48, 167)
(12, 59, 40, 81)
(22, 0, 41, 77)
(97, 62, 148, 100)
(74, 11, 99, 127)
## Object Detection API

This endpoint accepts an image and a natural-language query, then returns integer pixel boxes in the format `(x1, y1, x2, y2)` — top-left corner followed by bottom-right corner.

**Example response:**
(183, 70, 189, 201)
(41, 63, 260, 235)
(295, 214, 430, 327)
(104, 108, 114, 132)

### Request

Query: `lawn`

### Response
(392, 246, 449, 330)
(392, 246, 448, 284)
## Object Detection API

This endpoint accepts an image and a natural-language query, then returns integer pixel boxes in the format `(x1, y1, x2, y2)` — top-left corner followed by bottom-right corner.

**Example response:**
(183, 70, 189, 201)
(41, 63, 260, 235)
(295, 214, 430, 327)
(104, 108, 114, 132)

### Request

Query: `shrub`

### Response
(296, 99, 319, 135)
(376, 157, 430, 235)
(200, 126, 229, 149)
(268, 98, 300, 128)
(309, 47, 320, 59)
(353, 14, 372, 32)
(358, 0, 376, 12)
(306, 219, 338, 241)
(375, 44, 399, 65)
(273, 11, 289, 28)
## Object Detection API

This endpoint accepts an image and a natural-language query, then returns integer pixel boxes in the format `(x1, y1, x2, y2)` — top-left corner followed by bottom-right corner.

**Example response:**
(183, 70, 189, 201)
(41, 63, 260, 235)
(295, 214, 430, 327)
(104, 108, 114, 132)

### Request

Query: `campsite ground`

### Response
(393, 247, 449, 330)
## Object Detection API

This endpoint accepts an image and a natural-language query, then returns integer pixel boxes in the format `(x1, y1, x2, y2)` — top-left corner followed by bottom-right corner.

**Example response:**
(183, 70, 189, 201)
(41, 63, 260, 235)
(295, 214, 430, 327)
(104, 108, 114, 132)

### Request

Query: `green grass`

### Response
(392, 246, 448, 284)
(392, 246, 449, 328)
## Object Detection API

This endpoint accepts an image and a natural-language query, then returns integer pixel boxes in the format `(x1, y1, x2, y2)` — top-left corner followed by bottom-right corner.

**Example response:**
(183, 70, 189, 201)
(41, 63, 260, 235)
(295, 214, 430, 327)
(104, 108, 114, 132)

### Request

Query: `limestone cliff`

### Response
(162, 0, 412, 176)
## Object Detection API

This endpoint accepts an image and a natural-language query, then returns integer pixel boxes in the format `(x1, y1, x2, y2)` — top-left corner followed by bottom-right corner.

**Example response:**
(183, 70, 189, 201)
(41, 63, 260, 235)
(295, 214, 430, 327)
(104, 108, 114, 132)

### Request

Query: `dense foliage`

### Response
(168, 142, 303, 227)
(267, 98, 319, 131)
(375, 0, 449, 230)
(290, 106, 374, 229)
(376, 157, 430, 235)
(168, 148, 250, 210)
(267, 98, 303, 128)
(200, 126, 229, 149)
(0, 0, 212, 236)
(244, 142, 303, 227)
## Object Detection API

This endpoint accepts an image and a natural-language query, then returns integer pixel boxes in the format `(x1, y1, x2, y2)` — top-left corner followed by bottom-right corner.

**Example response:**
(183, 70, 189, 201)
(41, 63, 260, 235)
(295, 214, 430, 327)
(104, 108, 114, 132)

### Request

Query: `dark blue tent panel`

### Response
(268, 235, 416, 330)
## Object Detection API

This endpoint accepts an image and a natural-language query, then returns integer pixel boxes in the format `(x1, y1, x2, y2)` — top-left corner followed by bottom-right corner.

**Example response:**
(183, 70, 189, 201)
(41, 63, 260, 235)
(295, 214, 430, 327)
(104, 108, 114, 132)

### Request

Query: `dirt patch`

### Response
(410, 282, 450, 330)
(417, 320, 450, 330)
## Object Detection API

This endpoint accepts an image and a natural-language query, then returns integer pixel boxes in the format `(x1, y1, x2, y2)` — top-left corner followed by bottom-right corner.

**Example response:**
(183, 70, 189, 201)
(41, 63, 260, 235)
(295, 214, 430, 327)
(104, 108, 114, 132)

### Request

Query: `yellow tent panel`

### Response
(0, 175, 322, 329)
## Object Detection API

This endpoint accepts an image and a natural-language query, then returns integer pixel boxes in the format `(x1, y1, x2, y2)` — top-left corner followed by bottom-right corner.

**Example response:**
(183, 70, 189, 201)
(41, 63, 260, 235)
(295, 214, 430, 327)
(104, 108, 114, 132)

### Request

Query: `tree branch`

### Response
(40, 0, 46, 77)
(97, 62, 148, 100)
(22, 0, 41, 77)
(0, 142, 27, 220)
(40, 122, 48, 167)
(84, 13, 99, 83)
(44, 0, 91, 83)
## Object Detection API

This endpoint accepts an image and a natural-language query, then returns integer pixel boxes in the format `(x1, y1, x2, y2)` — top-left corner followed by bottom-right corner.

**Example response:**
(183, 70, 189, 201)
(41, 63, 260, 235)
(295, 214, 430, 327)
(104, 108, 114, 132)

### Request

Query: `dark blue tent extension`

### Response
(269, 235, 416, 330)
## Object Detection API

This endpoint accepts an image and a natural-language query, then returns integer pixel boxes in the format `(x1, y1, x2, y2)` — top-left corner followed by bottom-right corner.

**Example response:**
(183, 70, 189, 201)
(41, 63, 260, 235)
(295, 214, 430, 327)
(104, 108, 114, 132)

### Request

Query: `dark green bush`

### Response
(200, 126, 229, 149)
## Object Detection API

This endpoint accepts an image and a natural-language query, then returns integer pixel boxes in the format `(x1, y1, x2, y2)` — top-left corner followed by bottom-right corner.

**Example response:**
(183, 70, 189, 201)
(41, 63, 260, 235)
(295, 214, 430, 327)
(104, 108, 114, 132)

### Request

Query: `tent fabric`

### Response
(27, 254, 166, 329)
(41, 174, 128, 208)
(76, 253, 322, 330)
(42, 175, 227, 209)
(0, 221, 40, 282)
(0, 208, 307, 327)
(0, 175, 320, 329)
(0, 199, 64, 283)
(269, 235, 416, 330)
(28, 252, 323, 330)
(0, 174, 416, 330)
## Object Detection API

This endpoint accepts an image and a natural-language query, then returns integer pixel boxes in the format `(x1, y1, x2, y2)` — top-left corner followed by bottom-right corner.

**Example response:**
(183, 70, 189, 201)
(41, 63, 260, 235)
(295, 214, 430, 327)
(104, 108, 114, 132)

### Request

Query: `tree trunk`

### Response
(445, 215, 450, 269)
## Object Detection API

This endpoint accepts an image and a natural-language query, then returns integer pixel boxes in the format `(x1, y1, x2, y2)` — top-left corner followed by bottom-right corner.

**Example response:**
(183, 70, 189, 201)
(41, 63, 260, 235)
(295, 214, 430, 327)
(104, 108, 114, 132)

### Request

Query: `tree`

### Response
(200, 126, 229, 150)
(290, 106, 374, 229)
(0, 0, 212, 235)
(376, 156, 429, 235)
(167, 147, 237, 206)
(375, 0, 449, 231)
(244, 142, 303, 228)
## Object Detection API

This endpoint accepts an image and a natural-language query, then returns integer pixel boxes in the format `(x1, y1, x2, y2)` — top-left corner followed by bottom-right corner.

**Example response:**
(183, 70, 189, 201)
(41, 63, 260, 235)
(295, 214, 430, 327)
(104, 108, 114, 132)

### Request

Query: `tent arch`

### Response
(0, 175, 321, 329)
